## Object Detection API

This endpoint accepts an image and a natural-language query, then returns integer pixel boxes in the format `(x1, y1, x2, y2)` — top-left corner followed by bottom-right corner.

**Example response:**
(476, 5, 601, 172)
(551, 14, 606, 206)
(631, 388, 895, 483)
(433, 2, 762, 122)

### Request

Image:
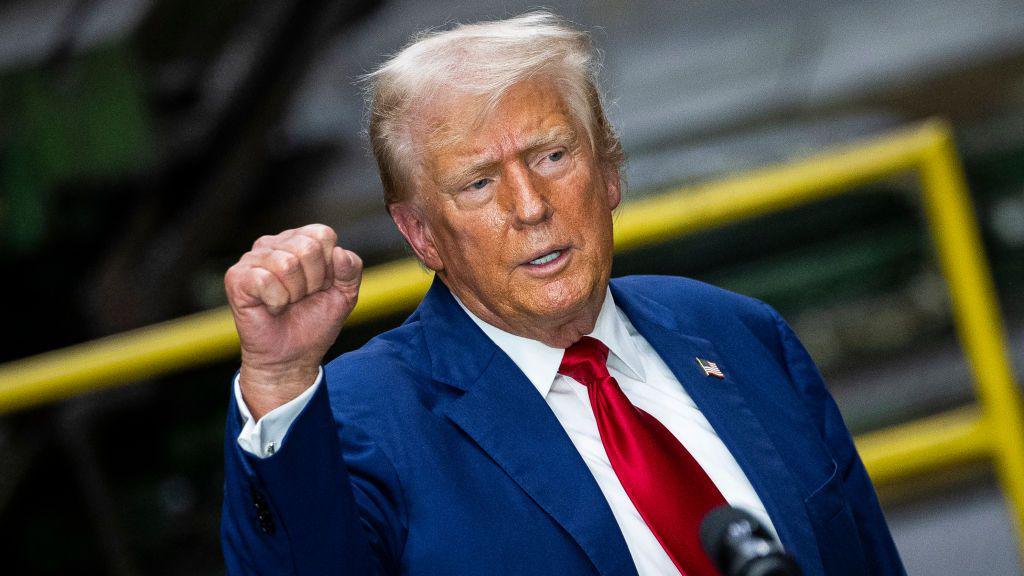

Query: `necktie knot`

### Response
(558, 336, 611, 387)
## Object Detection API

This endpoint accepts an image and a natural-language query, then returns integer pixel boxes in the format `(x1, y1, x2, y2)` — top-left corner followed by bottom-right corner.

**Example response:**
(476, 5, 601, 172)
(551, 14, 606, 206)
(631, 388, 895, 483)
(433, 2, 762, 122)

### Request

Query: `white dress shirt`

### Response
(236, 289, 776, 575)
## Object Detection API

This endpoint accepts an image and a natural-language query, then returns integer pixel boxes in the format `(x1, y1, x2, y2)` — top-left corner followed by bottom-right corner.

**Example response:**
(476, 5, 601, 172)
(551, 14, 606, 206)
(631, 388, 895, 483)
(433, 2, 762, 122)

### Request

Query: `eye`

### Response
(465, 178, 491, 191)
(534, 148, 570, 176)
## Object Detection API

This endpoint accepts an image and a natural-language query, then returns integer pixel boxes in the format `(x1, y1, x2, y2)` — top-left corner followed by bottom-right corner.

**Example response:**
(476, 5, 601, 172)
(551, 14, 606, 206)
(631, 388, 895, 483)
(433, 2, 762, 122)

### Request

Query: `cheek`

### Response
(560, 179, 613, 243)
(479, 210, 508, 237)
(559, 169, 604, 215)
(439, 207, 511, 264)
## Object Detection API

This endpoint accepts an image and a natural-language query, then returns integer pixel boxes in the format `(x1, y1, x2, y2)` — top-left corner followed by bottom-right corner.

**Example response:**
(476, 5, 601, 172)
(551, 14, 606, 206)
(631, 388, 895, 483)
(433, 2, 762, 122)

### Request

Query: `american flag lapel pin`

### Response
(696, 357, 725, 379)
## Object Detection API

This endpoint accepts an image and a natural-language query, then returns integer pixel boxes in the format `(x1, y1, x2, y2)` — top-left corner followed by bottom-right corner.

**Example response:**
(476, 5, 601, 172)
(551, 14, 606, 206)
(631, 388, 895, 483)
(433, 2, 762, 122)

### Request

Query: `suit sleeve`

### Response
(764, 303, 907, 575)
(221, 370, 406, 575)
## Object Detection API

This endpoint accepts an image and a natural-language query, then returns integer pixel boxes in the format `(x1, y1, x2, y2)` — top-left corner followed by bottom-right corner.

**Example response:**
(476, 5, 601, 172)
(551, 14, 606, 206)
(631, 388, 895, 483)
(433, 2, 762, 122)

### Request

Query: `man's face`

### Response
(394, 78, 621, 342)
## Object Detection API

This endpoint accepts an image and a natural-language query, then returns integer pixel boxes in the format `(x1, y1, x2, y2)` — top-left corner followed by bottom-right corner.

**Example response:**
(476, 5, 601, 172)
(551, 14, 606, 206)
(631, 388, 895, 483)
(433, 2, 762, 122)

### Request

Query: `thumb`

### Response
(333, 246, 363, 289)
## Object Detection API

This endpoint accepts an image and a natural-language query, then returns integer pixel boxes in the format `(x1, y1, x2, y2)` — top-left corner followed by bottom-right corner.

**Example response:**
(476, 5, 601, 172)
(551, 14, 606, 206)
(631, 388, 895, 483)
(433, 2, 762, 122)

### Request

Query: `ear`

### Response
(602, 163, 622, 210)
(389, 201, 445, 271)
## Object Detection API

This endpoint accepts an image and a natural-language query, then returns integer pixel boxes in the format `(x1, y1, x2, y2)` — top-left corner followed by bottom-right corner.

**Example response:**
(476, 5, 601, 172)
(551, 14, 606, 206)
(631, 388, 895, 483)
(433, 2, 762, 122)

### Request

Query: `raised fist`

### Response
(224, 224, 362, 419)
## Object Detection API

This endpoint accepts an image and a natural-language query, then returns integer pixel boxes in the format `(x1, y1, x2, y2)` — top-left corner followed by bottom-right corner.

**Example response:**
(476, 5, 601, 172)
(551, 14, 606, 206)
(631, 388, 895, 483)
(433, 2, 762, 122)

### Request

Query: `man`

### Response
(221, 12, 905, 576)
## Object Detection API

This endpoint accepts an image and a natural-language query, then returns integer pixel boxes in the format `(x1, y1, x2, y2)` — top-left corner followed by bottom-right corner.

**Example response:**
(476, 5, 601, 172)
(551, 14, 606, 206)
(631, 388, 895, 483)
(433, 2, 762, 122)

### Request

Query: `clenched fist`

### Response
(224, 224, 363, 419)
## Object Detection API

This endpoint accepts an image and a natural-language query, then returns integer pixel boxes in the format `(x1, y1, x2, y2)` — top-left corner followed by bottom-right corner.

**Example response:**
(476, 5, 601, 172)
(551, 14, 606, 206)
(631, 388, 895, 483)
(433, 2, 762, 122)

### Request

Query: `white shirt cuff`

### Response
(235, 367, 323, 458)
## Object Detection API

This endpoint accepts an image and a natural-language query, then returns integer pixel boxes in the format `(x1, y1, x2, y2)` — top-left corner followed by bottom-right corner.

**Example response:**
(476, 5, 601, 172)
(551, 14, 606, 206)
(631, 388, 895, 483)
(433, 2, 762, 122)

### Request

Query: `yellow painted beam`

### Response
(857, 407, 992, 485)
(917, 131, 1024, 559)
(613, 121, 946, 251)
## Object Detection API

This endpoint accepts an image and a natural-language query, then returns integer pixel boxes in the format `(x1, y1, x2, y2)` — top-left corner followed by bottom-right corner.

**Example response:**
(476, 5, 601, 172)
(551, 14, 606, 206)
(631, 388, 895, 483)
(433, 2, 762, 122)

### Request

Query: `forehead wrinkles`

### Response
(425, 86, 577, 164)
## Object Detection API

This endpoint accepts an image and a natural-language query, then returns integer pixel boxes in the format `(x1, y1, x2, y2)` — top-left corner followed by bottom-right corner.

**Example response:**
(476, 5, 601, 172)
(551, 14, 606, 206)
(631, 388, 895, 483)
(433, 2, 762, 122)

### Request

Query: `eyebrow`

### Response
(437, 125, 579, 191)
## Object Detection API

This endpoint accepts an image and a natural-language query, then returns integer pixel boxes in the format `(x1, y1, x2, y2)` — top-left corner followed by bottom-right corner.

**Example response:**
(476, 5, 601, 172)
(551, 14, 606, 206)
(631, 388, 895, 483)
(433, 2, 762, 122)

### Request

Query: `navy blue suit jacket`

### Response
(222, 275, 905, 575)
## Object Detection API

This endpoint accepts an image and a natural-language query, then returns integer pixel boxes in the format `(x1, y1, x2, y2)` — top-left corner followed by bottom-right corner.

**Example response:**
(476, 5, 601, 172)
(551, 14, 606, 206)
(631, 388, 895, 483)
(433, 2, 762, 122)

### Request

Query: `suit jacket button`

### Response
(257, 511, 275, 535)
(249, 486, 269, 508)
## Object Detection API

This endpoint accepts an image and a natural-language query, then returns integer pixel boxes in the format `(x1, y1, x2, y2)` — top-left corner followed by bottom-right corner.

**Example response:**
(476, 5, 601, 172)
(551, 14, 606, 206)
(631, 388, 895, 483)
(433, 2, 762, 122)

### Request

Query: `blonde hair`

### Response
(362, 11, 623, 206)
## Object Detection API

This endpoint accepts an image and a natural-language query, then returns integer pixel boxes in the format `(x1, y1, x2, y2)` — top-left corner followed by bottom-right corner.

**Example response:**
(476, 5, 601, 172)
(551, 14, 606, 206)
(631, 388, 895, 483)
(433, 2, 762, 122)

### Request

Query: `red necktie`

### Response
(559, 336, 726, 576)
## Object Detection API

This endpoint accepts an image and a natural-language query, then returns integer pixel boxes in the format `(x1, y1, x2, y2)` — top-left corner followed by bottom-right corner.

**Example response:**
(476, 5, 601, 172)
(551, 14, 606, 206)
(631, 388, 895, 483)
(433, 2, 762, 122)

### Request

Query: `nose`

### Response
(505, 164, 552, 228)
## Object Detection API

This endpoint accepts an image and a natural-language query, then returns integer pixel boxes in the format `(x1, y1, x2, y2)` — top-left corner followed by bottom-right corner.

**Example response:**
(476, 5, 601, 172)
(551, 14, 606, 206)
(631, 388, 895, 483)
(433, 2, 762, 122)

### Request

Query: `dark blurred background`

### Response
(2, 0, 1023, 574)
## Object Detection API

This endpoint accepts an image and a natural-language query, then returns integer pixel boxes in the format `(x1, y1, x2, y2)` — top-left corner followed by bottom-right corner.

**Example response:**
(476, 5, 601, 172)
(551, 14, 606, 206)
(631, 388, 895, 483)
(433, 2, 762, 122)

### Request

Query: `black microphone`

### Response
(699, 505, 802, 576)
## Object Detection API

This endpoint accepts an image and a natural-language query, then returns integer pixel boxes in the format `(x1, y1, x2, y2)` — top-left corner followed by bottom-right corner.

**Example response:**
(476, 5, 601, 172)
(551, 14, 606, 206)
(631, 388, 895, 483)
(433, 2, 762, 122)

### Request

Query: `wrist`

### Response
(238, 362, 320, 421)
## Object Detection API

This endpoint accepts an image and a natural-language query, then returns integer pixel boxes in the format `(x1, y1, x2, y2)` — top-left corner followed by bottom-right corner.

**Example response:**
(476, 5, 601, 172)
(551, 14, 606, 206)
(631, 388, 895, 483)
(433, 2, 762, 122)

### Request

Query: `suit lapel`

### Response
(609, 280, 823, 573)
(420, 279, 638, 576)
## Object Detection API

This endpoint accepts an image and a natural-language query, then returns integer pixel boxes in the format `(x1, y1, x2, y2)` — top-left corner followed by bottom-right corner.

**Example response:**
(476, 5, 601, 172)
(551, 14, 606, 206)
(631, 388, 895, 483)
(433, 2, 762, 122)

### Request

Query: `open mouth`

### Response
(529, 250, 562, 266)
(521, 247, 571, 274)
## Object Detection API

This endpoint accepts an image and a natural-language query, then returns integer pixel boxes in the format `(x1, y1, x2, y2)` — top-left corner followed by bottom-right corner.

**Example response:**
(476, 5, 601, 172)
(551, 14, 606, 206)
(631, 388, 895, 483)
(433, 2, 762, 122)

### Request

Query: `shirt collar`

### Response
(589, 288, 647, 384)
(454, 287, 646, 398)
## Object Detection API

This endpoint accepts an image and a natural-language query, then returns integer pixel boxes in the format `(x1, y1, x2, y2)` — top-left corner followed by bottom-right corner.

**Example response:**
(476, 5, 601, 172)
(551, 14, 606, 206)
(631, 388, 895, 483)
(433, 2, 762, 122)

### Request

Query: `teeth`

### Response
(530, 251, 560, 265)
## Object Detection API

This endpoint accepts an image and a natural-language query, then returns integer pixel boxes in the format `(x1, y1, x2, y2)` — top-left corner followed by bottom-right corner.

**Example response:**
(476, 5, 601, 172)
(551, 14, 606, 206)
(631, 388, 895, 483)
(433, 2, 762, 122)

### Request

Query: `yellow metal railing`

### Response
(1, 120, 1022, 555)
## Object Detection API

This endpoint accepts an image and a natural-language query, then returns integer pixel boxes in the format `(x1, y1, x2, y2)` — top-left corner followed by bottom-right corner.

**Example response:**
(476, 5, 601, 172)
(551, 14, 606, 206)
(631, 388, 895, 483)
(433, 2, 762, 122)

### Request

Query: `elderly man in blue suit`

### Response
(221, 12, 905, 576)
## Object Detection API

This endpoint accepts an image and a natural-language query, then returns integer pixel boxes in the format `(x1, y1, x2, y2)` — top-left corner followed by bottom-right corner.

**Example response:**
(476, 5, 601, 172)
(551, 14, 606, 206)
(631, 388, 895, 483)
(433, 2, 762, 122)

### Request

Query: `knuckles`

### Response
(250, 267, 272, 289)
(226, 225, 346, 306)
(305, 224, 337, 244)
(224, 263, 246, 290)
(294, 235, 320, 259)
(253, 235, 275, 250)
(253, 224, 337, 250)
(270, 251, 301, 275)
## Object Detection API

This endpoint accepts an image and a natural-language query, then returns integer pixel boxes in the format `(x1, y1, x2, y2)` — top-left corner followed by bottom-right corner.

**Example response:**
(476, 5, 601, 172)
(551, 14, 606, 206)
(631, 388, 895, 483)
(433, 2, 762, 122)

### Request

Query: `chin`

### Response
(526, 276, 598, 319)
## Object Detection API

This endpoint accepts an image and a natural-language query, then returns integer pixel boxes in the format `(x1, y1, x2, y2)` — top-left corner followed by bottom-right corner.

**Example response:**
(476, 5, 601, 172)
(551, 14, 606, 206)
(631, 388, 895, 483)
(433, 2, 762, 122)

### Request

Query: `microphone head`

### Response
(700, 505, 764, 564)
(701, 505, 798, 576)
